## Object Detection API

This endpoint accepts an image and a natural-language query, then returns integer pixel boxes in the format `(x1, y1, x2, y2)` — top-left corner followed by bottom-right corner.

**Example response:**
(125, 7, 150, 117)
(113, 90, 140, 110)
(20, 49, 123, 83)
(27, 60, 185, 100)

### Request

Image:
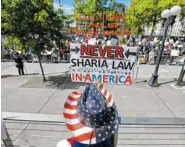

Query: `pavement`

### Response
(1, 62, 185, 147)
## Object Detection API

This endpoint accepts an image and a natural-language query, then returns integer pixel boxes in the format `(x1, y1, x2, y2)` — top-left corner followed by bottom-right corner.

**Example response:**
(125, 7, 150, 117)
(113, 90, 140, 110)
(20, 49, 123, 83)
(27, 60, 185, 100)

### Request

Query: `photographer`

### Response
(13, 52, 25, 75)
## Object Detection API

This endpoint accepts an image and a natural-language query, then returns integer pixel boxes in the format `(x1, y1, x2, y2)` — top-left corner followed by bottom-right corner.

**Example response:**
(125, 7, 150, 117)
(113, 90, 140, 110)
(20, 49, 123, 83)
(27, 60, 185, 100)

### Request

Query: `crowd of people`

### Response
(2, 35, 185, 66)
(71, 34, 185, 65)
(137, 38, 185, 65)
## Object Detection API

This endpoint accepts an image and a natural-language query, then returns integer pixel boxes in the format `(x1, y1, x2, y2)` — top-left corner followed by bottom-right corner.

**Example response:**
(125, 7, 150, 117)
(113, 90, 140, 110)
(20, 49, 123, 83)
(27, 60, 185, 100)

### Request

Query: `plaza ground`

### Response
(1, 62, 185, 147)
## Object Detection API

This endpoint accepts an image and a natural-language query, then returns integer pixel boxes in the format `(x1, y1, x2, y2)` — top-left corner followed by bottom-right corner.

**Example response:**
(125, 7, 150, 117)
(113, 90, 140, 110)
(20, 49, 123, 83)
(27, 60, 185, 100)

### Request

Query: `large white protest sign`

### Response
(70, 44, 137, 84)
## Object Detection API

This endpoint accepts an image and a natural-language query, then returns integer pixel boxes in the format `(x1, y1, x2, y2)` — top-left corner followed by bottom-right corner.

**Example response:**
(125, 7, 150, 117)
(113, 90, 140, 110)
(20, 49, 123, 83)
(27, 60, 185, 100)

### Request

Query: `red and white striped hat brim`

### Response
(56, 137, 73, 147)
(63, 89, 114, 144)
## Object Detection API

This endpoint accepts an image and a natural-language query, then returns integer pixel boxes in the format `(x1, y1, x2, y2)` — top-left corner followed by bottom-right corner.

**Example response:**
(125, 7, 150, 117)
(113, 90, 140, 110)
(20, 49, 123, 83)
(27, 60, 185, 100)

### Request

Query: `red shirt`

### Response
(60, 49, 64, 55)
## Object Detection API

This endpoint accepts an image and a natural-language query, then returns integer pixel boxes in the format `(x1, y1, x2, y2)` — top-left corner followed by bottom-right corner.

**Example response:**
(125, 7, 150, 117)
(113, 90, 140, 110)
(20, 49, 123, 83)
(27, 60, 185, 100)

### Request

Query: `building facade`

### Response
(144, 16, 185, 37)
(114, 3, 126, 13)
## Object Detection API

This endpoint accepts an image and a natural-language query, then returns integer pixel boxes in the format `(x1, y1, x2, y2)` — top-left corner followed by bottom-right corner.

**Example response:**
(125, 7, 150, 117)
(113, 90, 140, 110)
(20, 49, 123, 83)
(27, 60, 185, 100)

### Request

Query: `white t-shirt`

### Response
(171, 49, 180, 56)
(107, 38, 118, 45)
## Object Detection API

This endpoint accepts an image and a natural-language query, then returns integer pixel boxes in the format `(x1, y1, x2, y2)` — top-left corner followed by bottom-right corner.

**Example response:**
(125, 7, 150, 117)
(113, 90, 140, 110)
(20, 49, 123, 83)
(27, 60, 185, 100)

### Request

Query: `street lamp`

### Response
(176, 60, 185, 86)
(148, 5, 182, 87)
(101, 0, 113, 32)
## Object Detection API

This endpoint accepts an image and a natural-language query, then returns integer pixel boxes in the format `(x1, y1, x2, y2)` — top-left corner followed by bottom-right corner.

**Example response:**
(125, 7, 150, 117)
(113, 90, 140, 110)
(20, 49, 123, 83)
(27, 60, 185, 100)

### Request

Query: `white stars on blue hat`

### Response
(76, 85, 119, 143)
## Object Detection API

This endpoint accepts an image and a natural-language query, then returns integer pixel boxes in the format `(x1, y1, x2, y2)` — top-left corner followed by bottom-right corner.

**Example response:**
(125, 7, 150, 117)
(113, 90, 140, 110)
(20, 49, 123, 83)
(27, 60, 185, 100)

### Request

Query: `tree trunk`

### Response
(37, 53, 47, 82)
(150, 16, 157, 37)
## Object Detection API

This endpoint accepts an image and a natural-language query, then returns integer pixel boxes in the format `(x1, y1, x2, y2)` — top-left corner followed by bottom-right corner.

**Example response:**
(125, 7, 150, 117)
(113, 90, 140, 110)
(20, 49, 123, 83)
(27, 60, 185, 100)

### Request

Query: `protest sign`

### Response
(70, 44, 137, 85)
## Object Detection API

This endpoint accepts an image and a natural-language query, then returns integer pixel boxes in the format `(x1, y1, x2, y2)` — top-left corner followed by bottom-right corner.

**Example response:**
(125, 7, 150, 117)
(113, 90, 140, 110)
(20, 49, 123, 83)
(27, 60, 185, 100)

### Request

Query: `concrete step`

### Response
(2, 112, 185, 147)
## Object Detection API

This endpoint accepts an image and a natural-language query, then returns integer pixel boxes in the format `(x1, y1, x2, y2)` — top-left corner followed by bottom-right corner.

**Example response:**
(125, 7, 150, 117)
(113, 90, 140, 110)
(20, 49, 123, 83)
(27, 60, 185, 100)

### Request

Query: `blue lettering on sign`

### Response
(90, 74, 127, 84)
(92, 74, 102, 82)
(109, 75, 114, 83)
(119, 75, 125, 84)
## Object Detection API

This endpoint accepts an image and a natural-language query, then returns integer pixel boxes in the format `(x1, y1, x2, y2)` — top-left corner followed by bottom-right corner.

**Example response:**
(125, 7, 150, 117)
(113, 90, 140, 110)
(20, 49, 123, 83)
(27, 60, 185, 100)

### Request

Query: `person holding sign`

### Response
(56, 82, 119, 147)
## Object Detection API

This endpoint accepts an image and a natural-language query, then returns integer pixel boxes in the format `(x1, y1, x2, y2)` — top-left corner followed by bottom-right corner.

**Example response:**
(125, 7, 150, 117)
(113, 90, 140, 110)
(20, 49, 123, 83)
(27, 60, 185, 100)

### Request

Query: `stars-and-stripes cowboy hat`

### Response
(58, 84, 119, 146)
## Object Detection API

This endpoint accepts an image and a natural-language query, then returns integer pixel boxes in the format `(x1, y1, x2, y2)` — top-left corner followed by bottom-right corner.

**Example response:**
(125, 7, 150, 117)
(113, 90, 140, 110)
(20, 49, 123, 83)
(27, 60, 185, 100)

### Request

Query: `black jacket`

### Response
(14, 55, 23, 65)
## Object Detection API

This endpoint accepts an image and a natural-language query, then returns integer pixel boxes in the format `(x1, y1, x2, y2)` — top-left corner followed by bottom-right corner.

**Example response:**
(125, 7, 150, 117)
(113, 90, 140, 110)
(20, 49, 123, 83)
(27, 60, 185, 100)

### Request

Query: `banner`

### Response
(70, 44, 137, 85)
(71, 28, 131, 36)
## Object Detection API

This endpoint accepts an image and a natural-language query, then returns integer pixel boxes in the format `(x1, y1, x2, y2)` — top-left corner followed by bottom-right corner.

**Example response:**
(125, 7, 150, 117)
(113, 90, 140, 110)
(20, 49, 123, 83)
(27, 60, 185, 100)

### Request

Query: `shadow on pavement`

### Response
(45, 72, 69, 76)
(47, 74, 87, 90)
(1, 73, 39, 79)
(135, 80, 148, 84)
(158, 79, 178, 86)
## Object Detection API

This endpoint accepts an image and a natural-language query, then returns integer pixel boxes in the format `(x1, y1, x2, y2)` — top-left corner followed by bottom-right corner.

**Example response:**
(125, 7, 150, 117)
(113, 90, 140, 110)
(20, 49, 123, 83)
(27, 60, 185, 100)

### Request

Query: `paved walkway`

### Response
(1, 62, 185, 118)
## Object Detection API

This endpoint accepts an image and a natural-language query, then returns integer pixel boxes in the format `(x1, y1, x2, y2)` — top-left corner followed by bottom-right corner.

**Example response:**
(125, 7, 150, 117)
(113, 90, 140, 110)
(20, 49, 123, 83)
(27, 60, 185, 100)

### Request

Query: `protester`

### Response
(148, 49, 156, 65)
(170, 47, 180, 64)
(60, 49, 64, 60)
(13, 52, 25, 75)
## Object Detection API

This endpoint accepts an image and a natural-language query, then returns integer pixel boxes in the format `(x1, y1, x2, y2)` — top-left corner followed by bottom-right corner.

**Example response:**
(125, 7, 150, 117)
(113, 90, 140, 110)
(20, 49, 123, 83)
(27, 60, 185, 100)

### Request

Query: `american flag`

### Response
(60, 86, 118, 146)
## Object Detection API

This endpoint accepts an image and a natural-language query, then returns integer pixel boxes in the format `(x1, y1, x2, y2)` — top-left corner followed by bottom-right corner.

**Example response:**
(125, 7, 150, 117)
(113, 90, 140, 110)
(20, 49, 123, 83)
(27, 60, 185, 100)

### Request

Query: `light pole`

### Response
(176, 60, 185, 86)
(101, 1, 113, 35)
(148, 5, 182, 87)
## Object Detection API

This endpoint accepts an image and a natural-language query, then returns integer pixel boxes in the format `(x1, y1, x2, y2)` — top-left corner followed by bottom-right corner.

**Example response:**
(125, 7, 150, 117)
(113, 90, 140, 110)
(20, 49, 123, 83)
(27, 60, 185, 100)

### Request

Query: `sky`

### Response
(53, 0, 131, 14)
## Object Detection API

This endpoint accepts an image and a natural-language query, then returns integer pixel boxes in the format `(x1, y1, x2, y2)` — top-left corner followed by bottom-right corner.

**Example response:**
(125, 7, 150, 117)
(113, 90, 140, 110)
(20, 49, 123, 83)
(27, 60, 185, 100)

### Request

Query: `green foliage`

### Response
(73, 0, 116, 19)
(126, 0, 162, 35)
(3, 36, 25, 51)
(127, 0, 185, 35)
(64, 14, 74, 28)
(2, 0, 67, 54)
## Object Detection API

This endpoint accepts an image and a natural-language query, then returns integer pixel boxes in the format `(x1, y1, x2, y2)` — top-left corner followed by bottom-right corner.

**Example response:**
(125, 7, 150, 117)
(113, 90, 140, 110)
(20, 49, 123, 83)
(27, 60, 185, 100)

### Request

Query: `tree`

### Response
(2, 0, 67, 81)
(2, 36, 26, 51)
(126, 0, 163, 35)
(126, 0, 185, 36)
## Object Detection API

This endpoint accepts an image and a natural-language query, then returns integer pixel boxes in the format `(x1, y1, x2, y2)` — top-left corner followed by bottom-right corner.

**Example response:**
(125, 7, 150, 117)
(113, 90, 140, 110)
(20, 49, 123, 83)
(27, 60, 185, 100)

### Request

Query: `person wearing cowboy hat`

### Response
(57, 83, 119, 147)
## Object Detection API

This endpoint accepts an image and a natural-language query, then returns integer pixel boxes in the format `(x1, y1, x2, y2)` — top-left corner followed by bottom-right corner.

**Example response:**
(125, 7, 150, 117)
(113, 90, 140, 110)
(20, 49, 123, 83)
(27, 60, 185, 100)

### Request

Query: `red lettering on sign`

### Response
(85, 74, 92, 82)
(107, 46, 114, 58)
(76, 73, 82, 81)
(98, 45, 107, 57)
(80, 45, 91, 55)
(124, 75, 132, 84)
(103, 75, 108, 83)
(80, 45, 125, 59)
(91, 45, 98, 56)
(115, 75, 118, 83)
(115, 46, 124, 58)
